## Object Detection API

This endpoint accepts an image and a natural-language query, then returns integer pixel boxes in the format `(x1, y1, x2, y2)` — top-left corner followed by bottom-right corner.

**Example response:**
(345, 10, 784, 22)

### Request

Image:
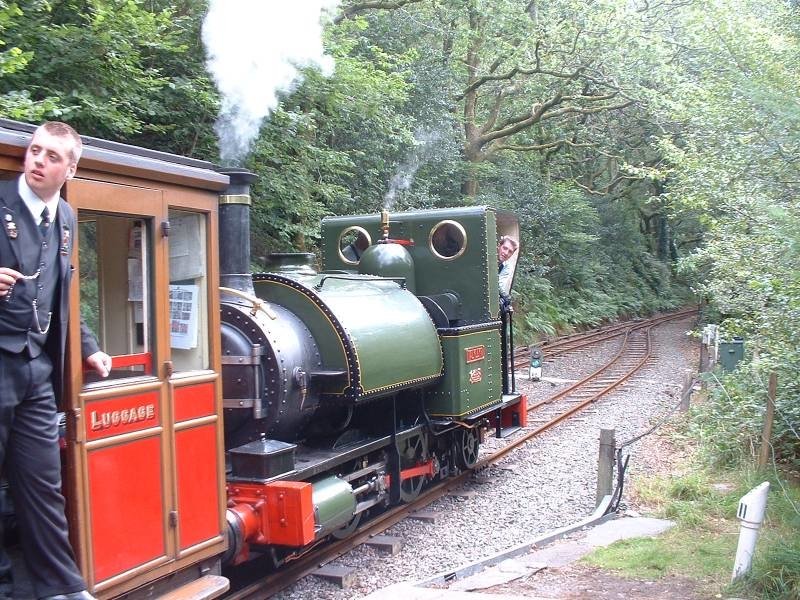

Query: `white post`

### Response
(709, 324, 719, 367)
(732, 481, 770, 581)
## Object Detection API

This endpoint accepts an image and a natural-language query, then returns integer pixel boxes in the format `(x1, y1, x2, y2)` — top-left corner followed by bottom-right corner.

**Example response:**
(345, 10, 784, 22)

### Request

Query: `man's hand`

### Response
(85, 351, 112, 378)
(500, 292, 514, 313)
(0, 267, 22, 298)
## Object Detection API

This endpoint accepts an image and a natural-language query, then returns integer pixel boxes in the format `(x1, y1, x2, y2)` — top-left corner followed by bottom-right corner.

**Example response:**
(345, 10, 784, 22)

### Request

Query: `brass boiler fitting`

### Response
(380, 208, 389, 241)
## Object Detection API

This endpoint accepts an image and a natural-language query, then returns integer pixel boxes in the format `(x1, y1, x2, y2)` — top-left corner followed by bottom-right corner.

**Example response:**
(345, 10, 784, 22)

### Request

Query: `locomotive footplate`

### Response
(449, 392, 525, 438)
(227, 427, 426, 484)
(292, 434, 393, 481)
(290, 425, 425, 481)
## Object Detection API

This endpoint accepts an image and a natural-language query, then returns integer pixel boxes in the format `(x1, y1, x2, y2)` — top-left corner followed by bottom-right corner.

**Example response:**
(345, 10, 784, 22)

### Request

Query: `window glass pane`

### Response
(168, 209, 209, 372)
(79, 214, 152, 383)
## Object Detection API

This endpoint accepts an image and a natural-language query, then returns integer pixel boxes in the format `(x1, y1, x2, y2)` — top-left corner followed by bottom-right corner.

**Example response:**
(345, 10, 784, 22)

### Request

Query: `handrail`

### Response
(219, 286, 278, 320)
(314, 274, 406, 291)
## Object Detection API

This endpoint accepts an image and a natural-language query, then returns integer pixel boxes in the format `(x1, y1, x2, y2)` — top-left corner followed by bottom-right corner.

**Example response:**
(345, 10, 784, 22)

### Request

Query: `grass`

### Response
(580, 468, 800, 599)
(585, 529, 736, 581)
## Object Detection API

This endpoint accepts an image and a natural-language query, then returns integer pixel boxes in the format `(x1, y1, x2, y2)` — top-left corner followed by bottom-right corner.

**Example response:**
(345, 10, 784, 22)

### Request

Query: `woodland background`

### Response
(1, 0, 797, 472)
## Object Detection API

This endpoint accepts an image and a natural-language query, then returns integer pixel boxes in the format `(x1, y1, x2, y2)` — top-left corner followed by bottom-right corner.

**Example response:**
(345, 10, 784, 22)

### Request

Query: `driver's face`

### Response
(498, 240, 516, 262)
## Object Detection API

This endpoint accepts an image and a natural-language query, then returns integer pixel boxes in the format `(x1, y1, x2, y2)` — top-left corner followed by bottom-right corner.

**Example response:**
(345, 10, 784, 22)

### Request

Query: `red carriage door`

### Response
(64, 178, 225, 598)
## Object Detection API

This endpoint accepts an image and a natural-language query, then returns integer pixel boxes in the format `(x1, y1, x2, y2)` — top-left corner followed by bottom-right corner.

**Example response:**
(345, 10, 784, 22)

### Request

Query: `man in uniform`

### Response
(0, 122, 111, 600)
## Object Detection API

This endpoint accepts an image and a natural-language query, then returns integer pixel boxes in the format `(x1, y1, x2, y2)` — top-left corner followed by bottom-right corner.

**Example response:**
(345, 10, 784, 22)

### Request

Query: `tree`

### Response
(0, 0, 208, 145)
(0, 1, 59, 119)
(658, 0, 800, 467)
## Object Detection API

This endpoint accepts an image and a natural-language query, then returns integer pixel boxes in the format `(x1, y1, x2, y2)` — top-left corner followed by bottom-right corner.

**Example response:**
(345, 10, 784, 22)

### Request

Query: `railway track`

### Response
(227, 308, 697, 598)
(514, 306, 697, 368)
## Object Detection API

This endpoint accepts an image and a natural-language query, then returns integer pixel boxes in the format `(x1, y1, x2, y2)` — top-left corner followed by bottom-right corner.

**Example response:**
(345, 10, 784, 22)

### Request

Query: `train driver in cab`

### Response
(0, 122, 111, 600)
(498, 235, 519, 305)
(342, 229, 370, 262)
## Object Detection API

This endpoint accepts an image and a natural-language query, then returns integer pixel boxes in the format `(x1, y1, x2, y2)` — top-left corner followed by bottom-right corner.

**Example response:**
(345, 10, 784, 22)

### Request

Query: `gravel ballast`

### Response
(273, 316, 699, 599)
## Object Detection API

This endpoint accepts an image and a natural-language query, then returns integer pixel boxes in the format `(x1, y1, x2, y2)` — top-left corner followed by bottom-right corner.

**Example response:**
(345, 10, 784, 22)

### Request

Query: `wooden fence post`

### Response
(597, 428, 616, 507)
(680, 369, 693, 412)
(757, 373, 777, 470)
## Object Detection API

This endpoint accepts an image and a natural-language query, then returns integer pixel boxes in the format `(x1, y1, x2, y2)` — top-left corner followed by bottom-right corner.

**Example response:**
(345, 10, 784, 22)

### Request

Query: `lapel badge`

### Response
(3, 212, 16, 240)
(60, 225, 71, 256)
(5, 218, 17, 239)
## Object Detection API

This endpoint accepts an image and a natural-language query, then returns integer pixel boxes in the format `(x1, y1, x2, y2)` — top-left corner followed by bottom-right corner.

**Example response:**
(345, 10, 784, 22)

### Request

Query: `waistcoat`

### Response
(0, 207, 60, 357)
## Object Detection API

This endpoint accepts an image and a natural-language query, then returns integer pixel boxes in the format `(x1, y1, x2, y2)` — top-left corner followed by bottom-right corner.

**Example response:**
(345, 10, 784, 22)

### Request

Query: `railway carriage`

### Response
(0, 119, 525, 598)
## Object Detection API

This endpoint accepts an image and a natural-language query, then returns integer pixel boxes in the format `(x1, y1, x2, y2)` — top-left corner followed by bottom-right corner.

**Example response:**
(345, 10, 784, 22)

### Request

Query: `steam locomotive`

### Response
(0, 120, 525, 599)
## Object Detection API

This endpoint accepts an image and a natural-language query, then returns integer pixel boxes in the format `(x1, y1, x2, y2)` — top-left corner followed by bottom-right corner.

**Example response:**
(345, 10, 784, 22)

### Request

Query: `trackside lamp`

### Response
(529, 347, 542, 381)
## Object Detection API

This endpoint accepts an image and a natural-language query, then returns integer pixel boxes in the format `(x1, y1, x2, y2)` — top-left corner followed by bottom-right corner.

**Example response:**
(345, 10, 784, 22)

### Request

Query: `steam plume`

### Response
(383, 129, 443, 209)
(202, 0, 340, 164)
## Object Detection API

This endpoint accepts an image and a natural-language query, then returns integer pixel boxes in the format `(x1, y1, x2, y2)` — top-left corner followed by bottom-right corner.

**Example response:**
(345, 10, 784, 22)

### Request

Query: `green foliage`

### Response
(0, 0, 193, 138)
(0, 1, 58, 119)
(655, 0, 800, 475)
(690, 366, 800, 472)
(600, 468, 800, 596)
(247, 106, 353, 258)
(245, 36, 418, 257)
(488, 175, 687, 342)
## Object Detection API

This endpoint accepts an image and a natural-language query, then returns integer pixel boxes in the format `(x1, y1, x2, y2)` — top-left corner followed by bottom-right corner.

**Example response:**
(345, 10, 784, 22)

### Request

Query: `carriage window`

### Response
(80, 214, 152, 382)
(168, 209, 209, 373)
(430, 220, 467, 260)
(338, 226, 371, 264)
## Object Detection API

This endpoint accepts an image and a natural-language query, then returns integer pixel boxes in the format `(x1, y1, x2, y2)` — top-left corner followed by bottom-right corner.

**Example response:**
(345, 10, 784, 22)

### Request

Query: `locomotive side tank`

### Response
(252, 270, 443, 402)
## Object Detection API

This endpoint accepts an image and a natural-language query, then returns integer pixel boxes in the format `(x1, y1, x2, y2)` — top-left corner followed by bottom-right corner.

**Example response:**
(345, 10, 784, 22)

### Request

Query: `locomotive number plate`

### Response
(465, 345, 486, 363)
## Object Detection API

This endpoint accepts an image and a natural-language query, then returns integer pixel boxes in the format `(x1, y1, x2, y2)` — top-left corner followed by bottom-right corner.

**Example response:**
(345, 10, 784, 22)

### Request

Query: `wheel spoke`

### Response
(398, 432, 429, 502)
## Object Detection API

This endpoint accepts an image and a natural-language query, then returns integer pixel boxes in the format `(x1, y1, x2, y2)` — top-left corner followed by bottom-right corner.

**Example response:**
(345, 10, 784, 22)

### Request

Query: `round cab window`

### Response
(338, 226, 371, 264)
(429, 220, 467, 260)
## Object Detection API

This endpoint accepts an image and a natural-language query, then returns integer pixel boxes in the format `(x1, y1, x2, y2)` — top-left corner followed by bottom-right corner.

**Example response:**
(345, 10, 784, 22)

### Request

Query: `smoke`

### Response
(383, 129, 443, 209)
(383, 157, 420, 210)
(202, 0, 340, 165)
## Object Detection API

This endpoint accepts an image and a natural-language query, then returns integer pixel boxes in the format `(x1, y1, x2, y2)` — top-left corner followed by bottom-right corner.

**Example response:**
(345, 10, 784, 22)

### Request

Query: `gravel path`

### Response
(273, 316, 699, 599)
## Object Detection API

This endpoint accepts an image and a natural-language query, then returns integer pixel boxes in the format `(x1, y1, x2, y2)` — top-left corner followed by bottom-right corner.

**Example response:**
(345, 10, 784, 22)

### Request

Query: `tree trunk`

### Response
(462, 177, 478, 197)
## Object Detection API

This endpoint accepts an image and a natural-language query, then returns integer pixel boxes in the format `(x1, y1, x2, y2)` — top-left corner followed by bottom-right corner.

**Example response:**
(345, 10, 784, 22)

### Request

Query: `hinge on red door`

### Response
(169, 510, 178, 528)
(164, 361, 174, 378)
(66, 408, 83, 443)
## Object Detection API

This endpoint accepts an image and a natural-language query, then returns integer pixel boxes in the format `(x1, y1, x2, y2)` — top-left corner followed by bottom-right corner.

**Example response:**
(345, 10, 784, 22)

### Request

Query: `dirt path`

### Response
(486, 564, 709, 599)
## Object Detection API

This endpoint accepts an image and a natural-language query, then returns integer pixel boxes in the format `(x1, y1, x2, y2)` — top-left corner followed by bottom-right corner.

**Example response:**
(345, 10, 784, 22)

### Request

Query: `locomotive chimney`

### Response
(218, 167, 257, 296)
